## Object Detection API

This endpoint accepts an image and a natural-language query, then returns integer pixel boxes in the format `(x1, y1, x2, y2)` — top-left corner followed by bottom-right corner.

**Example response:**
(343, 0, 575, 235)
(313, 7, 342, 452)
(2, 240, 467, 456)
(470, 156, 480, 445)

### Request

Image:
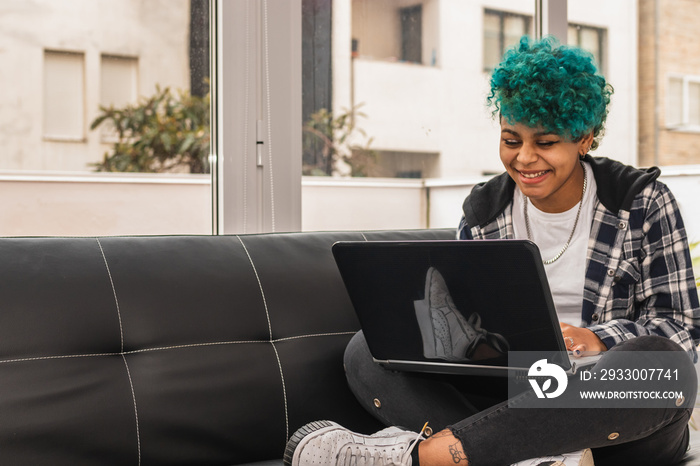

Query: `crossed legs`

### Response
(344, 331, 696, 466)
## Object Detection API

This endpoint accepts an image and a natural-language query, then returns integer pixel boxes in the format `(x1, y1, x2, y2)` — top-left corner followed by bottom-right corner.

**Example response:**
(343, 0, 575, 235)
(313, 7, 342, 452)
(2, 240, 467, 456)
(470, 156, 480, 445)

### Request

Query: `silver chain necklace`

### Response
(524, 163, 587, 265)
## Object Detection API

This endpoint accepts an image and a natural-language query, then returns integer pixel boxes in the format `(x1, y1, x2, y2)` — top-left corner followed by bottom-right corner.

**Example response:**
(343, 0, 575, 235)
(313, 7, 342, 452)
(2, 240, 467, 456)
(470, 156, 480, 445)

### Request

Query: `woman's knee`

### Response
(344, 330, 372, 377)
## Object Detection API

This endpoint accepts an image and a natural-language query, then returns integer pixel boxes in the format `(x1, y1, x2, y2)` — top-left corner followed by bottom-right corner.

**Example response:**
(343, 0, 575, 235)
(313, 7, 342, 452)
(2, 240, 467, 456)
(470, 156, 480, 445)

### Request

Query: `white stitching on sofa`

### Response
(96, 238, 124, 353)
(270, 341, 289, 441)
(274, 331, 356, 343)
(0, 352, 119, 364)
(237, 236, 273, 340)
(97, 239, 141, 463)
(121, 354, 141, 466)
(0, 332, 359, 365)
(128, 340, 267, 354)
(236, 235, 289, 443)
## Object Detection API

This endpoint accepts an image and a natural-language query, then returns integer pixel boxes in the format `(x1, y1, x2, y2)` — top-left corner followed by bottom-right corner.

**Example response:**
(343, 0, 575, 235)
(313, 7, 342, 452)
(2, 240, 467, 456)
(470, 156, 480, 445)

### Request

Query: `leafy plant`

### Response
(302, 105, 377, 176)
(90, 86, 210, 173)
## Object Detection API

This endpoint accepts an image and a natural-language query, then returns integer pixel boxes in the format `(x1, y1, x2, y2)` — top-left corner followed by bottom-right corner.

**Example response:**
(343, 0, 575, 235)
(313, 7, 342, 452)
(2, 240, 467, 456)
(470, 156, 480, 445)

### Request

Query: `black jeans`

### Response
(344, 332, 696, 466)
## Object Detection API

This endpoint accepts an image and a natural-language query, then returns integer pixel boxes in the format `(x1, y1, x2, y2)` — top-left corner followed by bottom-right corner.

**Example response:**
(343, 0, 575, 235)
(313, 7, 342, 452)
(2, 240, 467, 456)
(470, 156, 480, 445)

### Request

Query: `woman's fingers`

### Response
(571, 343, 587, 357)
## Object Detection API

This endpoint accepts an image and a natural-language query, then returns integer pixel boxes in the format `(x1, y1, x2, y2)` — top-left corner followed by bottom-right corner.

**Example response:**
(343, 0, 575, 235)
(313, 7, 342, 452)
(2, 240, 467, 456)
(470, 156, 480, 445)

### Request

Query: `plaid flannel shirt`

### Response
(457, 156, 700, 361)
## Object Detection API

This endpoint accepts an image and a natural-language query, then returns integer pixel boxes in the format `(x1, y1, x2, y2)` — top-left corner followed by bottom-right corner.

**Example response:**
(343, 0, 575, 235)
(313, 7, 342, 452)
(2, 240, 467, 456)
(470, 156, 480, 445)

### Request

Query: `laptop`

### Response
(332, 240, 601, 377)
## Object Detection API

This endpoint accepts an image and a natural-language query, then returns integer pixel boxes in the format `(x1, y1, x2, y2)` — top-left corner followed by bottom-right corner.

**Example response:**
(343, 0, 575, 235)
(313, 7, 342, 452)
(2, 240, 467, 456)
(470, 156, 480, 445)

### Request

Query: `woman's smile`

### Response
(517, 169, 551, 182)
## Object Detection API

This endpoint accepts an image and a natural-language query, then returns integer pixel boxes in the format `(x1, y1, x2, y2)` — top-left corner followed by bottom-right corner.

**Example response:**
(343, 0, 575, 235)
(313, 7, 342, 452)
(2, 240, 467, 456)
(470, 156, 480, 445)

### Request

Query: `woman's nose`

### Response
(516, 143, 538, 164)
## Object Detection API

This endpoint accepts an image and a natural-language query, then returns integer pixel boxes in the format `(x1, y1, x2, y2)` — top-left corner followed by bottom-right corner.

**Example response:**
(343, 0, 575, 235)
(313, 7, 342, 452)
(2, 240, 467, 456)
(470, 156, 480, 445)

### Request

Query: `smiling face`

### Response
(499, 120, 594, 213)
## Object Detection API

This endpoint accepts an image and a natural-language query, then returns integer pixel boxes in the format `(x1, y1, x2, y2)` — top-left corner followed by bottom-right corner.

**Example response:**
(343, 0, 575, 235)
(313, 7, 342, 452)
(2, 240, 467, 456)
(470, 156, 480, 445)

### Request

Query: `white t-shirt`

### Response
(512, 162, 597, 326)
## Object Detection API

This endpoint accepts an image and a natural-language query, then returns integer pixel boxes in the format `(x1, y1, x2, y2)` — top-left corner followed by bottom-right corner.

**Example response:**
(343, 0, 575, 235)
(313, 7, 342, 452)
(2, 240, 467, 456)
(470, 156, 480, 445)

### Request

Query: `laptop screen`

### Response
(333, 240, 568, 371)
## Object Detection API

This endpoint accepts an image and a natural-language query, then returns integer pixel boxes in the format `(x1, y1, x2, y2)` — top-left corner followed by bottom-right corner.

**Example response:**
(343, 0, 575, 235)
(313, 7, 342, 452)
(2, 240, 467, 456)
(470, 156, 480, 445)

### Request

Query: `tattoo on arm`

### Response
(448, 441, 468, 463)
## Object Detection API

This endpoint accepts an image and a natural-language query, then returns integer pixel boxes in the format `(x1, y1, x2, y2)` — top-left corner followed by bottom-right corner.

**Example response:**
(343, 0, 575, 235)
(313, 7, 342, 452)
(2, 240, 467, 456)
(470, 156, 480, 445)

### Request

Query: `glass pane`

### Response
(43, 51, 85, 140)
(567, 25, 578, 46)
(302, 0, 535, 230)
(100, 55, 139, 140)
(689, 82, 700, 126)
(400, 5, 422, 64)
(483, 12, 501, 71)
(101, 56, 138, 109)
(503, 15, 525, 50)
(579, 27, 601, 70)
(667, 78, 683, 127)
(0, 0, 211, 236)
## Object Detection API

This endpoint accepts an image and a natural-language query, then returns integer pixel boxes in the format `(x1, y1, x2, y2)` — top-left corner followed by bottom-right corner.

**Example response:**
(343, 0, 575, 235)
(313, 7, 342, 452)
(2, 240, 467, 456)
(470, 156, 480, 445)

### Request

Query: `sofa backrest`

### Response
(0, 229, 454, 465)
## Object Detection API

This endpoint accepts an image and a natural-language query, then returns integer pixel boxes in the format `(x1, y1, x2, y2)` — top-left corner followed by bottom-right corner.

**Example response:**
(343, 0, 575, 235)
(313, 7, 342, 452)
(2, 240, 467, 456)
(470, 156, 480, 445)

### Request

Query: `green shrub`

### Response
(90, 86, 210, 173)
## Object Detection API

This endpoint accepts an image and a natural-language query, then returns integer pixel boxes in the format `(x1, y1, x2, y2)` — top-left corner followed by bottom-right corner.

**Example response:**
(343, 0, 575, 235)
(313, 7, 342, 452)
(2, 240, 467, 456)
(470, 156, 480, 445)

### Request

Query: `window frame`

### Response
(666, 74, 700, 132)
(42, 49, 87, 143)
(568, 23, 606, 75)
(212, 0, 302, 235)
(483, 8, 532, 72)
(213, 0, 569, 234)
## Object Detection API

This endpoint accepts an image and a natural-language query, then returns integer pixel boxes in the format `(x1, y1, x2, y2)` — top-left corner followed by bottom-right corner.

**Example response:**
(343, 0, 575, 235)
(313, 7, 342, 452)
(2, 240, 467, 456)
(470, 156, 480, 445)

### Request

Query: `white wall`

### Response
(301, 177, 427, 231)
(5, 170, 699, 240)
(352, 60, 442, 154)
(0, 173, 211, 237)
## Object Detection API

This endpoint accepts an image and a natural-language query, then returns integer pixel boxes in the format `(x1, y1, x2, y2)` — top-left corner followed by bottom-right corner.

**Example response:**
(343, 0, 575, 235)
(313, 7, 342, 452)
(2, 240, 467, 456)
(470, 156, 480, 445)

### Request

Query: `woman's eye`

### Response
(503, 139, 520, 146)
(537, 140, 557, 147)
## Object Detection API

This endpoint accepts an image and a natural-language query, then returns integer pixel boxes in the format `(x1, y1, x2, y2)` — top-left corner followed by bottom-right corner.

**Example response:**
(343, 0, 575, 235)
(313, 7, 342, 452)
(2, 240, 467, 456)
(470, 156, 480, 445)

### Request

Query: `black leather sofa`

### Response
(0, 228, 454, 465)
(3, 229, 698, 465)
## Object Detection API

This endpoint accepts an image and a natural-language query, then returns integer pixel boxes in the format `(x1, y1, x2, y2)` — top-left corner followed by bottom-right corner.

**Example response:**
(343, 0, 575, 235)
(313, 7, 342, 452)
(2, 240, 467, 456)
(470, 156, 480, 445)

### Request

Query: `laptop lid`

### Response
(332, 240, 574, 376)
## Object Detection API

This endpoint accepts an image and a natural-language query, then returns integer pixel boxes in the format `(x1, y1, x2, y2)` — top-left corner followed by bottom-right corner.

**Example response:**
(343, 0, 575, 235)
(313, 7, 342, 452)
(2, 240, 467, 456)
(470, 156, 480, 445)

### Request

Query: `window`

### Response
(100, 55, 138, 140)
(0, 1, 211, 236)
(483, 9, 532, 72)
(568, 24, 605, 74)
(400, 5, 422, 64)
(666, 75, 700, 129)
(43, 50, 85, 141)
(100, 55, 138, 110)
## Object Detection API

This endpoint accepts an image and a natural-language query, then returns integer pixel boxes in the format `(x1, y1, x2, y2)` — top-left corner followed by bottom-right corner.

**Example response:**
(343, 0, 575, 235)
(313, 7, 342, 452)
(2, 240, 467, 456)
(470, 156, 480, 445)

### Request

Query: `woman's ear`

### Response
(579, 132, 595, 155)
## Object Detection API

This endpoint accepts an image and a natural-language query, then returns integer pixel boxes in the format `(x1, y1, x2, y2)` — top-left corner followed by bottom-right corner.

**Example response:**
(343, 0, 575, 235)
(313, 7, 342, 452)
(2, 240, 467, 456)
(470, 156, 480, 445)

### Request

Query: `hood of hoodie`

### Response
(462, 155, 661, 228)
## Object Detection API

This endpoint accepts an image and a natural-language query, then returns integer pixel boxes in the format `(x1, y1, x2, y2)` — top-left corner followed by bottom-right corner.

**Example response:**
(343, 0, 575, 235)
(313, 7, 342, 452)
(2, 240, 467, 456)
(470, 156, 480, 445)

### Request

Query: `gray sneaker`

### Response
(511, 448, 594, 466)
(414, 266, 509, 361)
(284, 420, 422, 466)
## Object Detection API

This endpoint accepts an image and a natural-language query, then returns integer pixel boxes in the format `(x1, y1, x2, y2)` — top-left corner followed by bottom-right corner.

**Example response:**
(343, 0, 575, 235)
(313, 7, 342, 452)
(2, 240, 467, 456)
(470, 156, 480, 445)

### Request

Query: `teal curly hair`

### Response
(488, 36, 613, 150)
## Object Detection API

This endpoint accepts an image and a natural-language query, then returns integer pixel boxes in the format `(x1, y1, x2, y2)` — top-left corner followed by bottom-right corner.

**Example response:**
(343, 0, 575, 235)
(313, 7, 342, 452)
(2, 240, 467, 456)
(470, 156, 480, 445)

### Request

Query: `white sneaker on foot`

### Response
(284, 420, 423, 466)
(511, 448, 594, 466)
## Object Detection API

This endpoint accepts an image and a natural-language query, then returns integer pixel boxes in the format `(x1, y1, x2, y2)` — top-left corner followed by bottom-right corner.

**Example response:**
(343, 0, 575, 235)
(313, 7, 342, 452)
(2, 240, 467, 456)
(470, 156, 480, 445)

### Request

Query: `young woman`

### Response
(283, 37, 700, 466)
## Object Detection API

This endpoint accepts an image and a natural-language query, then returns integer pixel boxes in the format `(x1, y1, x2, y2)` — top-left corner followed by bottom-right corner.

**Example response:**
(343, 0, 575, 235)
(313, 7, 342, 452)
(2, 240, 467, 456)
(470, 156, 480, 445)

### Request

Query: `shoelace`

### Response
(336, 424, 428, 466)
(469, 313, 509, 352)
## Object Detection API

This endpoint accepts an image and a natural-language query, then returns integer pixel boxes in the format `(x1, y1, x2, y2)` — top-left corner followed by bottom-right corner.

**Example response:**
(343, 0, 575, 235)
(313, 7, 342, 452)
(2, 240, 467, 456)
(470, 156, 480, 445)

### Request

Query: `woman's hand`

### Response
(560, 323, 607, 356)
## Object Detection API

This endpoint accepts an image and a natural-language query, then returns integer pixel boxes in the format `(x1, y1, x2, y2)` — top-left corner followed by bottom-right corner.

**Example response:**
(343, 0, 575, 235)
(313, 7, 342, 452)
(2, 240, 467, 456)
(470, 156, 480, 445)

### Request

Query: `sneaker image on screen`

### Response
(414, 266, 509, 361)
